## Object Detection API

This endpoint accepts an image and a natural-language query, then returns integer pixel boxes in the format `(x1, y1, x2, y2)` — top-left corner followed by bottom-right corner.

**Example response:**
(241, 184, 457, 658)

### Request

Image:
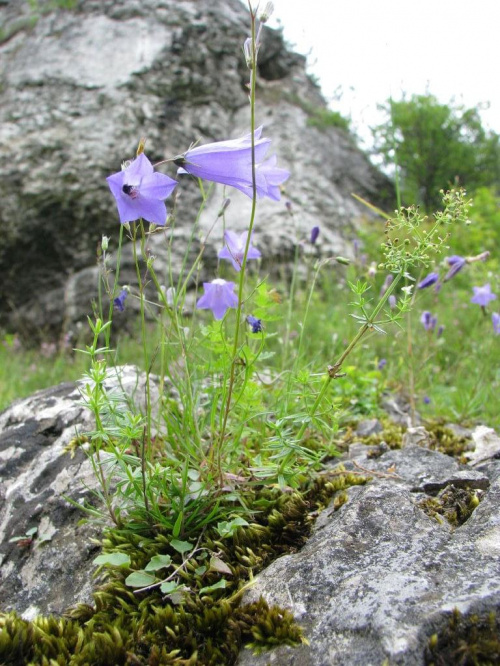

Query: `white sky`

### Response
(247, 0, 500, 148)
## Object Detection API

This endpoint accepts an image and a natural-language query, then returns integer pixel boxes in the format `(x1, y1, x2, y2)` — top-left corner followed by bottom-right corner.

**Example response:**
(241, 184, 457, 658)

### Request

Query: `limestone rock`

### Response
(0, 365, 152, 617)
(236, 445, 500, 666)
(0, 0, 392, 341)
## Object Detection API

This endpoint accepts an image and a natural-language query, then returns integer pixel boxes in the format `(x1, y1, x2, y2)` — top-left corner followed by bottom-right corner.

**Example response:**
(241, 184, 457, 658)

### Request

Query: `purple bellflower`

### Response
(420, 311, 437, 332)
(175, 127, 289, 201)
(107, 153, 178, 225)
(196, 279, 238, 320)
(417, 272, 439, 289)
(113, 289, 128, 312)
(310, 226, 320, 245)
(246, 315, 263, 333)
(444, 255, 466, 281)
(492, 312, 500, 335)
(388, 294, 397, 310)
(471, 283, 497, 307)
(218, 230, 261, 272)
(377, 358, 387, 370)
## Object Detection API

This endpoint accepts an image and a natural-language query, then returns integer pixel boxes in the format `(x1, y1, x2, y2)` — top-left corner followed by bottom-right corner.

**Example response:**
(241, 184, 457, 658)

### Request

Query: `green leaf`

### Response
(144, 554, 172, 572)
(125, 571, 157, 588)
(195, 565, 207, 576)
(172, 513, 183, 539)
(199, 579, 227, 595)
(170, 539, 193, 554)
(93, 552, 131, 567)
(160, 581, 179, 594)
(26, 527, 38, 537)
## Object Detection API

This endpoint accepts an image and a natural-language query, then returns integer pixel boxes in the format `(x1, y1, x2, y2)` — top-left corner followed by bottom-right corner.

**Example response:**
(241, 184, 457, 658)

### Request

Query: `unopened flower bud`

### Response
(218, 198, 231, 217)
(259, 2, 274, 22)
(335, 256, 350, 265)
(310, 226, 320, 244)
(243, 38, 253, 68)
(101, 235, 110, 252)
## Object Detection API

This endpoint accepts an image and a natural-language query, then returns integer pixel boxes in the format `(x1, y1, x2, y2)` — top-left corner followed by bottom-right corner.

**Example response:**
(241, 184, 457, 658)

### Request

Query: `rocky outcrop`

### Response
(236, 446, 500, 666)
(2, 375, 500, 665)
(0, 0, 392, 341)
(0, 366, 155, 617)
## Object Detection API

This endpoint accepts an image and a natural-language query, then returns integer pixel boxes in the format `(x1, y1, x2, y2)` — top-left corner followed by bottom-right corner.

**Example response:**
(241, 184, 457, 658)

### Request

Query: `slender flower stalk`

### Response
(213, 7, 261, 479)
(296, 271, 404, 441)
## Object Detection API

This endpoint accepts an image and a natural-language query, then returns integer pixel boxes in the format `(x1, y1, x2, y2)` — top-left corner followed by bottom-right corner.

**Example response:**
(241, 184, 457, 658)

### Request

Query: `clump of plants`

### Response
(0, 1, 478, 663)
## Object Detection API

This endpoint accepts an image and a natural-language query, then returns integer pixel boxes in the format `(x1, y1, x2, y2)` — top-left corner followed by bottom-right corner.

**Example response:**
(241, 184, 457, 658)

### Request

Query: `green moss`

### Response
(357, 419, 405, 449)
(418, 485, 481, 527)
(425, 608, 500, 665)
(426, 424, 471, 460)
(0, 470, 368, 664)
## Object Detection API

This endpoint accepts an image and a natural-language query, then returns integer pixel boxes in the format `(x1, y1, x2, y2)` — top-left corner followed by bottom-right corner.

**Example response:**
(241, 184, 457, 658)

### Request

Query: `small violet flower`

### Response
(388, 294, 397, 310)
(246, 315, 263, 333)
(417, 272, 439, 289)
(471, 283, 497, 307)
(444, 255, 466, 281)
(107, 153, 178, 225)
(420, 311, 437, 332)
(175, 127, 289, 201)
(310, 226, 320, 245)
(196, 279, 238, 320)
(114, 289, 128, 312)
(423, 396, 431, 405)
(377, 358, 387, 370)
(492, 312, 500, 335)
(218, 230, 261, 272)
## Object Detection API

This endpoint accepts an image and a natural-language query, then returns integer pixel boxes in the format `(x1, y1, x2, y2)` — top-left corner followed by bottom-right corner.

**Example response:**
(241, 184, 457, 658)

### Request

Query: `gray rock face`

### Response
(237, 446, 500, 666)
(1, 373, 500, 664)
(0, 0, 392, 340)
(0, 365, 154, 618)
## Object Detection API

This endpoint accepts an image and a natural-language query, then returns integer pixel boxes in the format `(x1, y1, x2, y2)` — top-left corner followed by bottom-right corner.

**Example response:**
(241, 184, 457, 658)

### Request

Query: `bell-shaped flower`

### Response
(175, 127, 289, 201)
(218, 230, 261, 272)
(246, 315, 263, 333)
(113, 288, 128, 312)
(420, 311, 437, 332)
(196, 279, 238, 320)
(471, 283, 497, 307)
(417, 272, 439, 289)
(107, 153, 178, 225)
(492, 312, 500, 335)
(444, 255, 466, 281)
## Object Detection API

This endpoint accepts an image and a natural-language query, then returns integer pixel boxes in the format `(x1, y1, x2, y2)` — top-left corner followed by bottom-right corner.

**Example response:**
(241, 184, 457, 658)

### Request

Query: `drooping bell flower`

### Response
(113, 289, 128, 312)
(218, 230, 261, 272)
(246, 315, 263, 333)
(492, 312, 500, 335)
(420, 311, 437, 332)
(471, 283, 497, 307)
(107, 154, 177, 225)
(444, 255, 466, 281)
(196, 279, 238, 320)
(417, 272, 439, 289)
(175, 127, 289, 201)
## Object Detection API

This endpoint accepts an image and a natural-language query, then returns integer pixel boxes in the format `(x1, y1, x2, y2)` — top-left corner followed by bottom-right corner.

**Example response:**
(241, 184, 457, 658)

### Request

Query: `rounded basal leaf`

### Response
(160, 581, 179, 594)
(199, 579, 227, 595)
(170, 539, 194, 554)
(93, 552, 131, 567)
(144, 554, 172, 572)
(125, 571, 157, 588)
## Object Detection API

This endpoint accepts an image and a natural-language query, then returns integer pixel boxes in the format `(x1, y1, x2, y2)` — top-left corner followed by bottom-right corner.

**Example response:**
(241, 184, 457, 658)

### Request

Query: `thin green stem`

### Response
(296, 271, 404, 441)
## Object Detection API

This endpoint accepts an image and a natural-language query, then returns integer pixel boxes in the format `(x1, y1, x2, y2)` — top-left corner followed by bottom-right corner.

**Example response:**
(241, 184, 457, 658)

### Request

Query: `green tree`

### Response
(373, 94, 500, 210)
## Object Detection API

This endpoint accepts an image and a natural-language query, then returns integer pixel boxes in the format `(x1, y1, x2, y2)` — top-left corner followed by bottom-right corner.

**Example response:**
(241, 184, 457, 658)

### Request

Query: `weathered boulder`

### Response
(0, 0, 392, 341)
(236, 446, 500, 666)
(5, 376, 497, 665)
(0, 365, 156, 618)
